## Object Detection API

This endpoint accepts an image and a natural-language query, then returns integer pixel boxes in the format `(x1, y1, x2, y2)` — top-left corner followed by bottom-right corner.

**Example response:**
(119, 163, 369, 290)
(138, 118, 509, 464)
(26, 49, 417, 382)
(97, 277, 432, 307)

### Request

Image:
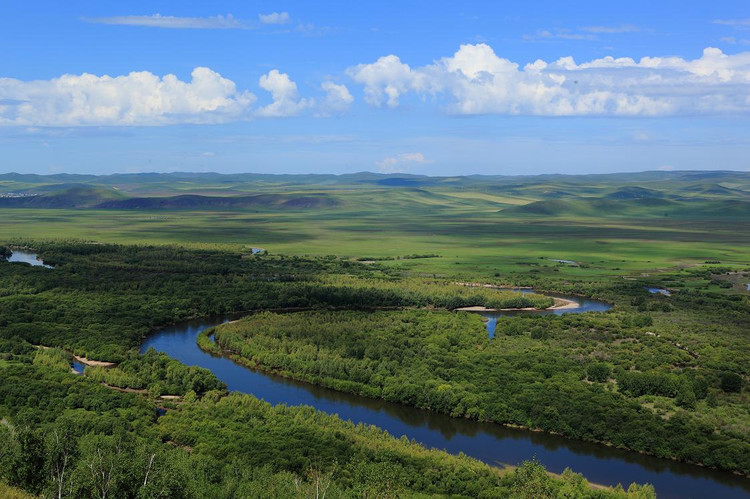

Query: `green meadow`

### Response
(3, 171, 750, 281)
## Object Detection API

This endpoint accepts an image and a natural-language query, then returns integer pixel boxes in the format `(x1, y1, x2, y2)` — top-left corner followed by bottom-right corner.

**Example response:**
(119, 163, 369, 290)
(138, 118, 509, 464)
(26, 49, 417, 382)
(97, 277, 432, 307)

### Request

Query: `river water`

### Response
(478, 288, 613, 337)
(141, 303, 750, 498)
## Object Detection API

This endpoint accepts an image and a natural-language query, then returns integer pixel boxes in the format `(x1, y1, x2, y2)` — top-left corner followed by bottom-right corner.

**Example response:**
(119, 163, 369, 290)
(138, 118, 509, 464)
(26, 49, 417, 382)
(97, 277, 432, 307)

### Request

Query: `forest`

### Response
(1, 239, 748, 496)
(0, 335, 655, 498)
(208, 306, 750, 474)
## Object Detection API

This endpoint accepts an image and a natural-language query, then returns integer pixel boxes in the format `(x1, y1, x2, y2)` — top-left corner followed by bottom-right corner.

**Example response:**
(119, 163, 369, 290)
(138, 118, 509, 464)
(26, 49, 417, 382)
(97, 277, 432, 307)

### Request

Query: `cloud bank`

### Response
(4, 44, 750, 126)
(0, 68, 352, 126)
(348, 44, 750, 116)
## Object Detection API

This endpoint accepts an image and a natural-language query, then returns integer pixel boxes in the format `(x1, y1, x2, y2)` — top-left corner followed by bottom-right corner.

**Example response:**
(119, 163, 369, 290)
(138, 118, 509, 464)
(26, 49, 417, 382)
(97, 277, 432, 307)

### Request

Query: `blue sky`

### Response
(2, 1, 750, 176)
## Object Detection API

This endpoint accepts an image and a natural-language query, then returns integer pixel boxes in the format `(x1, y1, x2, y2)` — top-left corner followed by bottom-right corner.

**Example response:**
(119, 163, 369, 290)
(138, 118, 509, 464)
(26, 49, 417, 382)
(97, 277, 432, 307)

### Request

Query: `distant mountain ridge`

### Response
(1, 170, 749, 217)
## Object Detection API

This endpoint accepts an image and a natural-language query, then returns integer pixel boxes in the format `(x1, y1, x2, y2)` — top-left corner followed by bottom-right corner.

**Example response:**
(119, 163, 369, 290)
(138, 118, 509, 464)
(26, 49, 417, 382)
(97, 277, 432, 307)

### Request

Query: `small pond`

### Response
(6, 250, 54, 269)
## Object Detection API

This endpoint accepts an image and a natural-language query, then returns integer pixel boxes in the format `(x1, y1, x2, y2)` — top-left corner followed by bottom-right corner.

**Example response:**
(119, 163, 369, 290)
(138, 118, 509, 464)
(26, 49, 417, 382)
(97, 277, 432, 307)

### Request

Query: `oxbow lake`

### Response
(141, 291, 750, 499)
(6, 250, 53, 268)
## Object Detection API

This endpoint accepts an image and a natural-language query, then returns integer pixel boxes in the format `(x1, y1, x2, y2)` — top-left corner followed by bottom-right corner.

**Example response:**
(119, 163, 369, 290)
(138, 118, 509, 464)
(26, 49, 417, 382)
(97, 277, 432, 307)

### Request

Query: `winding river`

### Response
(140, 295, 750, 499)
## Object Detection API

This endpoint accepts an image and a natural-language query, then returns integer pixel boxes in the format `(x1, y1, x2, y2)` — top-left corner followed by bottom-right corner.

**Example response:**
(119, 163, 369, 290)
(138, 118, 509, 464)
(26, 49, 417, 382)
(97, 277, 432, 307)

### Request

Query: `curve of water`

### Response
(141, 295, 749, 499)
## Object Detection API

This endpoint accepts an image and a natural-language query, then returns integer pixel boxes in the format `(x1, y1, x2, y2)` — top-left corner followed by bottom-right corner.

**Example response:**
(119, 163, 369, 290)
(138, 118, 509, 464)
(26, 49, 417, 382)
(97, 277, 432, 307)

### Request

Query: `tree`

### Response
(510, 459, 555, 499)
(720, 372, 743, 393)
(75, 432, 133, 499)
(586, 363, 611, 383)
(44, 418, 79, 499)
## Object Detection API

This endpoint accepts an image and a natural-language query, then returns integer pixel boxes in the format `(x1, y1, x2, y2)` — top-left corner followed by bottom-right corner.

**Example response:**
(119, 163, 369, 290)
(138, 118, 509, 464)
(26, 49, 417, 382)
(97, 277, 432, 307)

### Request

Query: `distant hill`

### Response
(0, 184, 339, 211)
(0, 186, 125, 208)
(95, 193, 339, 210)
(2, 170, 750, 216)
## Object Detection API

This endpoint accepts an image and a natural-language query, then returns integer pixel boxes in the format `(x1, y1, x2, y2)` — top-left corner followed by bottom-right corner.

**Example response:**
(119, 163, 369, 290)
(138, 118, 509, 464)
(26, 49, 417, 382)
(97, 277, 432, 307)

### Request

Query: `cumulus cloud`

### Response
(376, 152, 429, 173)
(318, 82, 354, 116)
(0, 67, 256, 126)
(256, 70, 310, 117)
(348, 44, 750, 116)
(259, 12, 291, 25)
(346, 55, 433, 107)
(0, 68, 354, 126)
(85, 14, 246, 29)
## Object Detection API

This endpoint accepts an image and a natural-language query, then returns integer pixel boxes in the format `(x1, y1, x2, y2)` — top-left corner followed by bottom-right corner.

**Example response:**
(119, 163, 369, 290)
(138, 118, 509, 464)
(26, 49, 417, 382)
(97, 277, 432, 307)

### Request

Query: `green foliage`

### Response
(212, 308, 750, 474)
(84, 348, 225, 396)
(586, 363, 612, 383)
(32, 348, 72, 372)
(0, 357, 646, 498)
(720, 372, 743, 393)
(0, 243, 548, 362)
(2, 240, 749, 494)
(510, 460, 556, 499)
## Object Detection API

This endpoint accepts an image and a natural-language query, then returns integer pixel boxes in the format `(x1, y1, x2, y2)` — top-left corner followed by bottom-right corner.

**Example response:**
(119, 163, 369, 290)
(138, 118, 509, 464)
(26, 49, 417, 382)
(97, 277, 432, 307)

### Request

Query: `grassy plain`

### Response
(2, 173, 750, 284)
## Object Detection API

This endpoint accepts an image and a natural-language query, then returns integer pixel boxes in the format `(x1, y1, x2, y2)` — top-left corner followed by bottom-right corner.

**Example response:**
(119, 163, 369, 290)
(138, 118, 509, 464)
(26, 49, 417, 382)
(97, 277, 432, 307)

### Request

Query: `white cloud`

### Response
(348, 44, 750, 116)
(85, 14, 246, 29)
(0, 67, 256, 126)
(376, 152, 429, 173)
(259, 12, 290, 25)
(0, 68, 355, 126)
(720, 37, 750, 45)
(658, 165, 674, 171)
(714, 18, 750, 27)
(524, 25, 639, 41)
(256, 70, 310, 117)
(346, 55, 432, 107)
(318, 82, 354, 116)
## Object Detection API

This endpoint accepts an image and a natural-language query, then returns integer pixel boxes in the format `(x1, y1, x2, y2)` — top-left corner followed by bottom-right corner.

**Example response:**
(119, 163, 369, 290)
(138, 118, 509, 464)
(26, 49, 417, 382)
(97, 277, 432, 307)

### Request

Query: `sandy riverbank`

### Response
(73, 355, 116, 367)
(455, 297, 580, 313)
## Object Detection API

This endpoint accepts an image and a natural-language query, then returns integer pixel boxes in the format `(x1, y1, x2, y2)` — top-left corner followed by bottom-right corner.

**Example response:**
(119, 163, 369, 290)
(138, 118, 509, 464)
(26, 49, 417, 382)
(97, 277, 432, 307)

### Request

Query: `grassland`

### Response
(2, 171, 750, 286)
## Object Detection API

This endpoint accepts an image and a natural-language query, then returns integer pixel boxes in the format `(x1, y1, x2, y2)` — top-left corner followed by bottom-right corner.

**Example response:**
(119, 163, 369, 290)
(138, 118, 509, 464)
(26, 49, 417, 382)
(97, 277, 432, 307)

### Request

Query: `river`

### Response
(141, 301, 750, 499)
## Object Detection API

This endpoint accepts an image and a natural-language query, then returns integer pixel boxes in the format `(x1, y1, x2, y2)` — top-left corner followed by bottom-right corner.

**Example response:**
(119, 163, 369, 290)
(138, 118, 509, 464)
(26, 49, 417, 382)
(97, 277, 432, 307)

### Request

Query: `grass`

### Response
(2, 171, 750, 285)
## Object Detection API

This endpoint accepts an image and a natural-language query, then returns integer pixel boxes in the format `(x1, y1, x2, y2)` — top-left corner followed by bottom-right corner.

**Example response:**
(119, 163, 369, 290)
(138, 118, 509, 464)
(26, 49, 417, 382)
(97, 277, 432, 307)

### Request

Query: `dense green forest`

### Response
(0, 242, 554, 360)
(0, 335, 655, 498)
(208, 306, 750, 474)
(1, 240, 748, 496)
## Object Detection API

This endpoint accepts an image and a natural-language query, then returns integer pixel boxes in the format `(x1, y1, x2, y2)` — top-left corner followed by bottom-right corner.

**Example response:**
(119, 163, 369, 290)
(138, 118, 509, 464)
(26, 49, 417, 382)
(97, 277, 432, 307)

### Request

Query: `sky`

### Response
(2, 1, 750, 176)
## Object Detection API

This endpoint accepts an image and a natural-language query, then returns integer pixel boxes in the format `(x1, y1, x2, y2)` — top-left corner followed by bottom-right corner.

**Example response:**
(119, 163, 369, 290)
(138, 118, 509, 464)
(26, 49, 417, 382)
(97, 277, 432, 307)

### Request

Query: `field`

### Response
(2, 171, 750, 283)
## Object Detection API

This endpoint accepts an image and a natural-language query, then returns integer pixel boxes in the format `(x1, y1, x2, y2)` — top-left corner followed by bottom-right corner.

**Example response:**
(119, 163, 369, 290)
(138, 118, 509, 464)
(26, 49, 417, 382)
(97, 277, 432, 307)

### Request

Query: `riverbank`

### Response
(199, 324, 749, 483)
(455, 296, 580, 312)
(140, 313, 750, 498)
